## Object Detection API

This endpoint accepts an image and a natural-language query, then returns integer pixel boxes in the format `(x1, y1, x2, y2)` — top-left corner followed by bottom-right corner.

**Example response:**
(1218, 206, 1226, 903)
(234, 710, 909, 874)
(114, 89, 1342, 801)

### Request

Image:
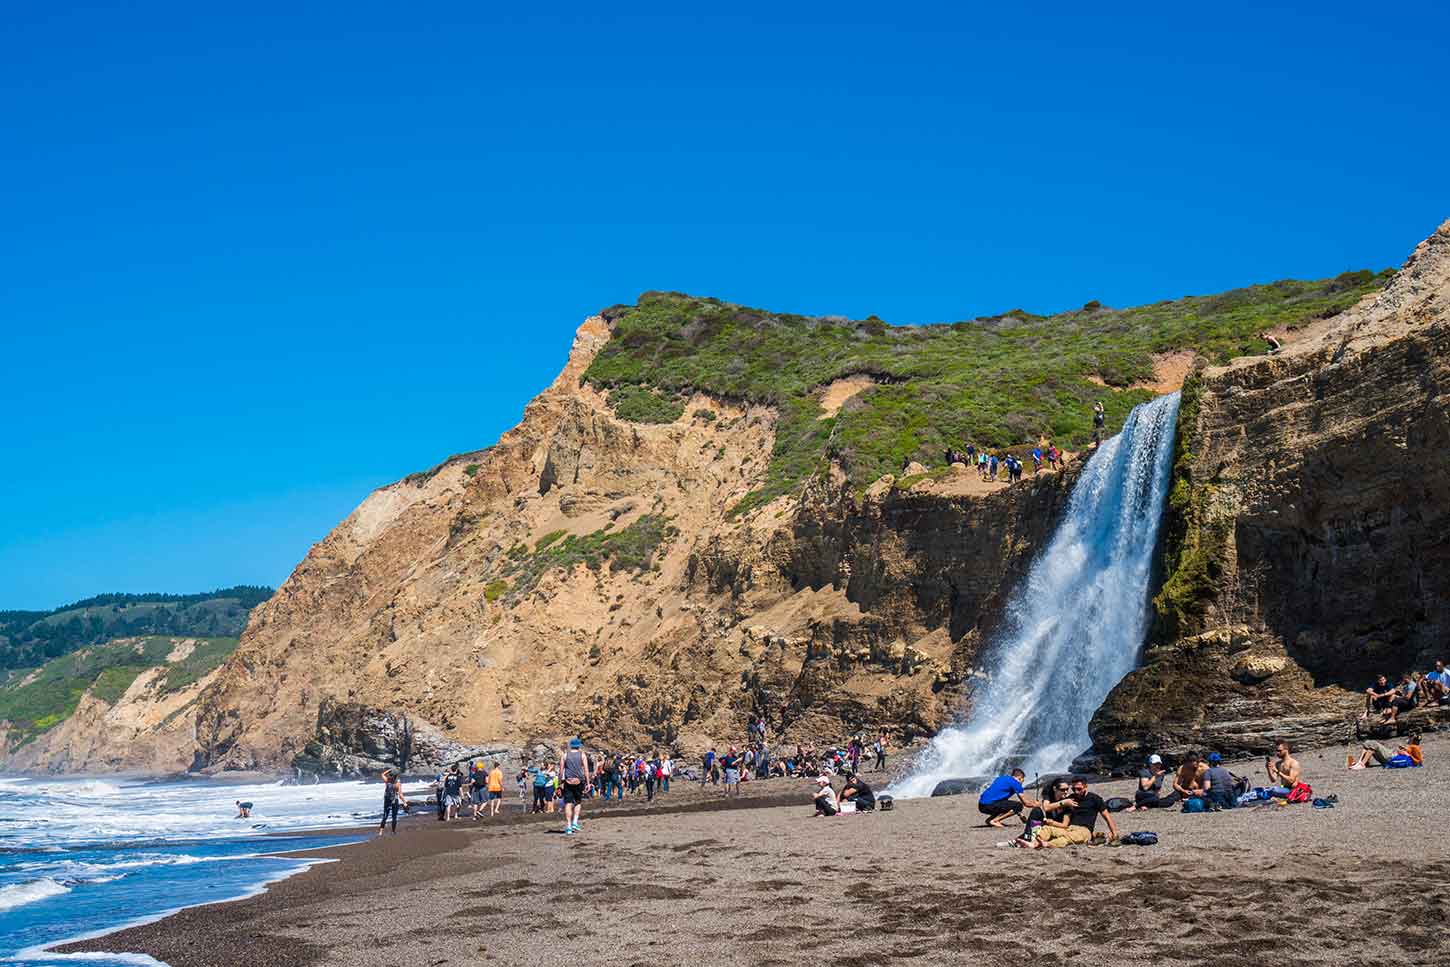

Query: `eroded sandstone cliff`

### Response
(1091, 221, 1450, 762)
(190, 319, 1078, 774)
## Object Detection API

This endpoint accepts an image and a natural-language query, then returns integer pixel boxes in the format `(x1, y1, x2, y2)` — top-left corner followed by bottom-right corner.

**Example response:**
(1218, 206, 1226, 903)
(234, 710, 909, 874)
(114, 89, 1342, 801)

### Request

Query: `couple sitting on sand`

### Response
(813, 772, 875, 816)
(977, 770, 1119, 848)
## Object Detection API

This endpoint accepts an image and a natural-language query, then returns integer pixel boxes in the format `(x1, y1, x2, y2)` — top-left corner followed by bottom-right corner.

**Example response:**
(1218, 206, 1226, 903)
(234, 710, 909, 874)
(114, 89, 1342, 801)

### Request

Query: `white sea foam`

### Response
(892, 392, 1181, 797)
(0, 877, 71, 912)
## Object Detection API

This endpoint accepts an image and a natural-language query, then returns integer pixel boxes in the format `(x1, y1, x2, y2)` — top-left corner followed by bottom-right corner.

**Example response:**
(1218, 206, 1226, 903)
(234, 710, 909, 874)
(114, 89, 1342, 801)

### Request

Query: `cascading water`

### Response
(891, 391, 1181, 797)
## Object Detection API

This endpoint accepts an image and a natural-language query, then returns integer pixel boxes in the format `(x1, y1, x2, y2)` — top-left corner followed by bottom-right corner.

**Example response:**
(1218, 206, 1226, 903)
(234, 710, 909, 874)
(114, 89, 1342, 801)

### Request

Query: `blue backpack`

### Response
(1181, 797, 1208, 813)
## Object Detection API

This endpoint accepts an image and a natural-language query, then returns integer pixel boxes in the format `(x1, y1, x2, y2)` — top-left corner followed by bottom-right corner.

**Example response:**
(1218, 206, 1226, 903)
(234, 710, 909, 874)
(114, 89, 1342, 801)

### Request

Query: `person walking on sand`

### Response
(485, 760, 505, 817)
(442, 765, 464, 821)
(378, 770, 407, 836)
(558, 738, 594, 835)
(874, 733, 887, 772)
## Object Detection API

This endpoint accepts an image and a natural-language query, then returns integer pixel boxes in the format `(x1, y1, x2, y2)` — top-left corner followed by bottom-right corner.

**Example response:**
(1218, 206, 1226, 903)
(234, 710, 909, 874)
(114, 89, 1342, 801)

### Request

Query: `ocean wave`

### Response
(0, 877, 71, 912)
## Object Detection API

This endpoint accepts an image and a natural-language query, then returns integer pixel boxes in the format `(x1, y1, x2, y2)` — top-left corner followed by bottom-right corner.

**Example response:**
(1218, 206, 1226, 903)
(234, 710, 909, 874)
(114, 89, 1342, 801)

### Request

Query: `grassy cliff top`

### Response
(0, 635, 239, 747)
(583, 270, 1389, 511)
(0, 586, 269, 672)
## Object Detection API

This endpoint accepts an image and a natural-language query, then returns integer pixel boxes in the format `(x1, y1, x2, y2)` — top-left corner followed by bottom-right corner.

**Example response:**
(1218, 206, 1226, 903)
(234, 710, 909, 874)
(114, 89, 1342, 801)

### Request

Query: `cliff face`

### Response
(1091, 221, 1450, 762)
(190, 320, 1077, 774)
(0, 636, 237, 774)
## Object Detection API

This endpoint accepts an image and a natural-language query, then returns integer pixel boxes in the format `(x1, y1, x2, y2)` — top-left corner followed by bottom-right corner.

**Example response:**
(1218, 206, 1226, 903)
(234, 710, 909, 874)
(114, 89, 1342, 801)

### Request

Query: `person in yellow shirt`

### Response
(486, 761, 505, 817)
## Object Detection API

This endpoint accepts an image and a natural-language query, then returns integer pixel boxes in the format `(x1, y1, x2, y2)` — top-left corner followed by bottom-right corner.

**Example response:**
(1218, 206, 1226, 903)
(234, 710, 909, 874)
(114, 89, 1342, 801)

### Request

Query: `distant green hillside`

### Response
(585, 271, 1388, 513)
(0, 586, 270, 672)
(0, 635, 240, 747)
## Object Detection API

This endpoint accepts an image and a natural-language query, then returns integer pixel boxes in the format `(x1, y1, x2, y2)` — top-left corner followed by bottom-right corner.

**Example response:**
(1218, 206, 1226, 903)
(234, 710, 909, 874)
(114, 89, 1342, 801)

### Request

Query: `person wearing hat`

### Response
(1202, 752, 1238, 810)
(557, 738, 594, 834)
(1131, 753, 1179, 810)
(812, 775, 840, 817)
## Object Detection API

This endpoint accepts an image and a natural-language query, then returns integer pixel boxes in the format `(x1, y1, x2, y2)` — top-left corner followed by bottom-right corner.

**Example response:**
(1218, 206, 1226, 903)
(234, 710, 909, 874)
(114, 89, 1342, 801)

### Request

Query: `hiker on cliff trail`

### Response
(1261, 331, 1282, 354)
(1093, 401, 1106, 446)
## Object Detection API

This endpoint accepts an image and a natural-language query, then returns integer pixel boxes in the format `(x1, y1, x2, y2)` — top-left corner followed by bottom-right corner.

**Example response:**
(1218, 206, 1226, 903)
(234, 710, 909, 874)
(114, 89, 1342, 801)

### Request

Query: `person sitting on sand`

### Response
(1173, 751, 1208, 800)
(812, 775, 839, 817)
(1132, 754, 1179, 810)
(1350, 734, 1423, 769)
(1014, 778, 1075, 846)
(1265, 739, 1302, 795)
(977, 768, 1035, 828)
(839, 772, 876, 812)
(1202, 752, 1240, 809)
(1025, 777, 1118, 849)
(235, 800, 253, 819)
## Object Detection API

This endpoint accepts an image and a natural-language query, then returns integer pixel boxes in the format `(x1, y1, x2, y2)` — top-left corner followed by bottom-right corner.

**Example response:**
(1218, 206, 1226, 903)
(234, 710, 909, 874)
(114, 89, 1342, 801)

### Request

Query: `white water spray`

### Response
(892, 392, 1181, 797)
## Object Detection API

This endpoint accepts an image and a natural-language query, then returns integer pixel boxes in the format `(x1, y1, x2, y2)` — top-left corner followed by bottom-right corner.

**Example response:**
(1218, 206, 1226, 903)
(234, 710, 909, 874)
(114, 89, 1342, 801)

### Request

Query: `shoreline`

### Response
(57, 739, 1450, 966)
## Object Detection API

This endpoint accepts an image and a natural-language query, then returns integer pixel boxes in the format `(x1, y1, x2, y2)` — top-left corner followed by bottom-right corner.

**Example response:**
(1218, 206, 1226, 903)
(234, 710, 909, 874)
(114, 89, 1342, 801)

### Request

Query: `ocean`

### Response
(0, 775, 383, 966)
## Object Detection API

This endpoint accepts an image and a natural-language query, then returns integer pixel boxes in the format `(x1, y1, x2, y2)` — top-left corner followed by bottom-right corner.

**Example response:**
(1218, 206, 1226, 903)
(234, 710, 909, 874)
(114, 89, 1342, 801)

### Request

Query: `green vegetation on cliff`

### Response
(501, 515, 677, 599)
(584, 271, 1388, 510)
(0, 636, 240, 746)
(0, 586, 270, 672)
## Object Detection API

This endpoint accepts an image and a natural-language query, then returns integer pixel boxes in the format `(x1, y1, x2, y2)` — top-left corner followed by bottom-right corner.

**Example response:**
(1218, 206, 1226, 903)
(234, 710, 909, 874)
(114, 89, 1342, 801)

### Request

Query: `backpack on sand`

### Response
(878, 795, 894, 812)
(1104, 796, 1132, 813)
(1285, 782, 1313, 804)
(1120, 831, 1158, 846)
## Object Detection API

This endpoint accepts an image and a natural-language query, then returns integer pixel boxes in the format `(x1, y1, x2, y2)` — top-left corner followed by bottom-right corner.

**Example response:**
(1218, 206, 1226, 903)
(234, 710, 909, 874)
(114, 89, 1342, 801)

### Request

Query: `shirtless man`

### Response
(1173, 751, 1208, 799)
(1266, 739, 1302, 794)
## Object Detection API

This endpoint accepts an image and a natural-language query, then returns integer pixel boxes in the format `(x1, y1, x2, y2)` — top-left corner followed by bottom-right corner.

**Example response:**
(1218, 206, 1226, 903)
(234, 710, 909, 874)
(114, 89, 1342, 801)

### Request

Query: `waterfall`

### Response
(891, 391, 1181, 797)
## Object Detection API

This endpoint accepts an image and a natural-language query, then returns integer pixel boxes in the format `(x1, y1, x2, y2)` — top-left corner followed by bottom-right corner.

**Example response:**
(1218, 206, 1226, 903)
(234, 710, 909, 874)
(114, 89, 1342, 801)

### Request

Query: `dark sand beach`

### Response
(63, 738, 1449, 967)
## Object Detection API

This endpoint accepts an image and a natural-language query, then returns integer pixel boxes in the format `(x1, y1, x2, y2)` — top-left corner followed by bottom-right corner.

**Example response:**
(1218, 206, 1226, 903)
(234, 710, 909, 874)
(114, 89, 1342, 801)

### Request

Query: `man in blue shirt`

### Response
(978, 768, 1037, 828)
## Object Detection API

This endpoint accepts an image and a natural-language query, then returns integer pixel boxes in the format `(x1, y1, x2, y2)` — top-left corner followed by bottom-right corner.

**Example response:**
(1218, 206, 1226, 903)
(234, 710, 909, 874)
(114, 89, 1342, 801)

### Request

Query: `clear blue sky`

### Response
(3, 3, 1446, 609)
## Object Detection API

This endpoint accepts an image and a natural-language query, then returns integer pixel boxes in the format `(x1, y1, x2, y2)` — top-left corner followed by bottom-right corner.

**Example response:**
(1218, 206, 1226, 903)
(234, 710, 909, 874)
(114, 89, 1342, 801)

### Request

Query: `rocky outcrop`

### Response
(175, 310, 1083, 775)
(1091, 221, 1450, 763)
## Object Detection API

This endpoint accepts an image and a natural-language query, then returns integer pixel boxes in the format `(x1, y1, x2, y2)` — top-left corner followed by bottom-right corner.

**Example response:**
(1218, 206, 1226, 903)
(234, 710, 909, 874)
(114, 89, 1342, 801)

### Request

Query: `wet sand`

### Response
(62, 740, 1450, 966)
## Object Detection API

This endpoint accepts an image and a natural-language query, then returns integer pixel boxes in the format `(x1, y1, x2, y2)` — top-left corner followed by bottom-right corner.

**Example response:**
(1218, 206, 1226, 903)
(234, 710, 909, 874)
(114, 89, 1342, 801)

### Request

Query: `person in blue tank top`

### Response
(978, 768, 1036, 828)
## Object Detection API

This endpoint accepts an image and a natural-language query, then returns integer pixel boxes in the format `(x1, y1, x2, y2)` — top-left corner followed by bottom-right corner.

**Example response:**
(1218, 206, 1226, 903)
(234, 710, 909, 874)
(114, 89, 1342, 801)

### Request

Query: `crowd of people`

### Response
(944, 443, 1065, 483)
(1362, 661, 1449, 723)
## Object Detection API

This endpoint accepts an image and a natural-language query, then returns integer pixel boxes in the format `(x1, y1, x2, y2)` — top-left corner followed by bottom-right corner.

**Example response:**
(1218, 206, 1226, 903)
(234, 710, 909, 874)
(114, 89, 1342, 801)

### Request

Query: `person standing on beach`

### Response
(558, 738, 594, 834)
(874, 734, 888, 772)
(378, 770, 407, 836)
(719, 746, 742, 797)
(442, 766, 465, 821)
(486, 760, 505, 817)
(660, 753, 673, 793)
